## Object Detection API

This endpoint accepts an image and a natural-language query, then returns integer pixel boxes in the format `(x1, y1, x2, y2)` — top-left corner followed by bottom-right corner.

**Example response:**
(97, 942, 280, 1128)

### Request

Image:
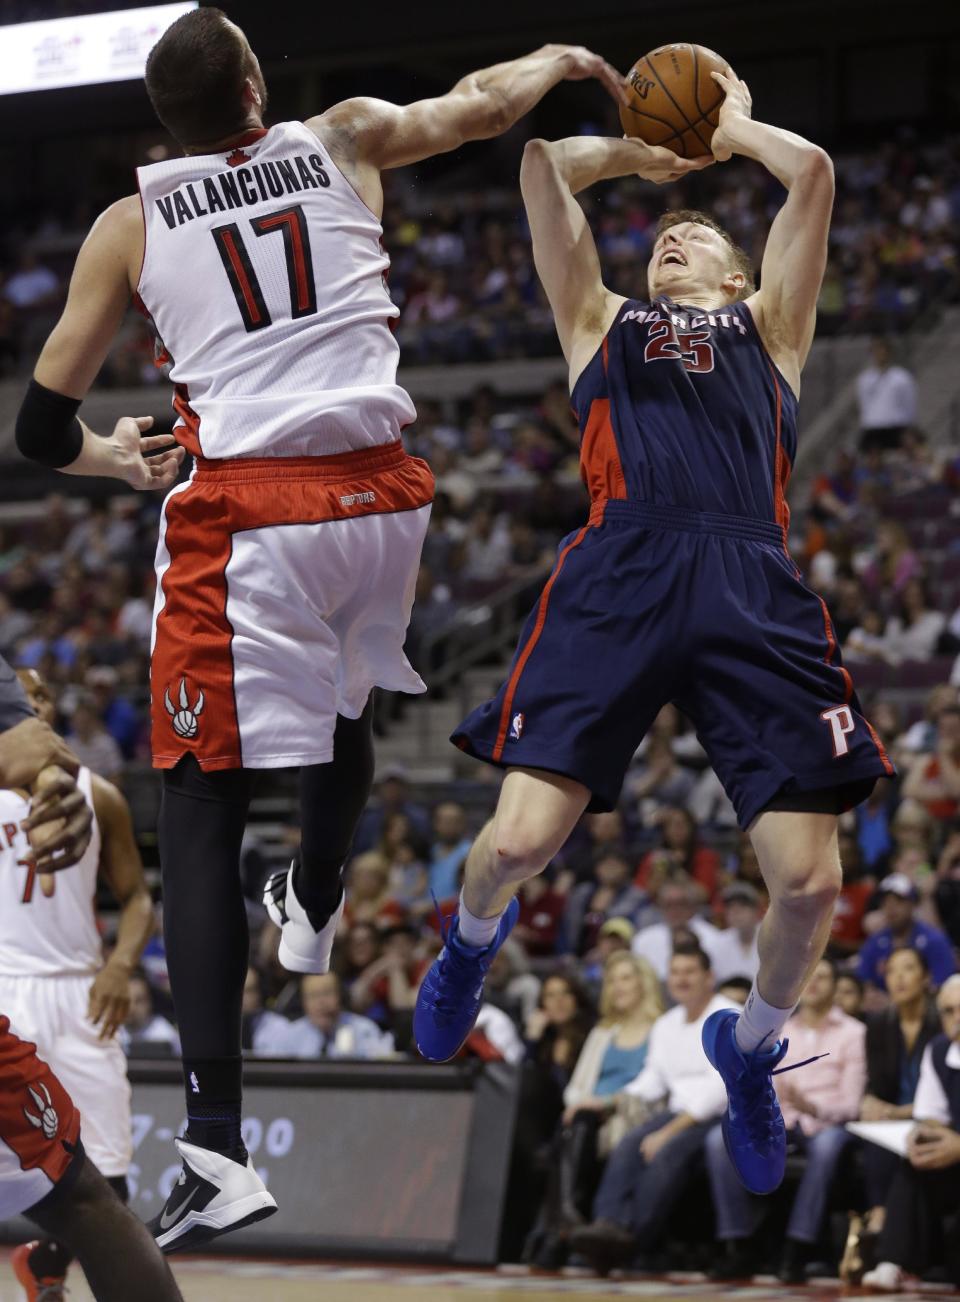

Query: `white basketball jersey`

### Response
(136, 120, 416, 459)
(0, 768, 102, 976)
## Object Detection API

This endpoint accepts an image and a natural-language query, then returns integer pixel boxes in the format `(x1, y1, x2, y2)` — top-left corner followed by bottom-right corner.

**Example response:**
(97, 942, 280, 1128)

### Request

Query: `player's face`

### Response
(16, 669, 55, 726)
(648, 222, 738, 303)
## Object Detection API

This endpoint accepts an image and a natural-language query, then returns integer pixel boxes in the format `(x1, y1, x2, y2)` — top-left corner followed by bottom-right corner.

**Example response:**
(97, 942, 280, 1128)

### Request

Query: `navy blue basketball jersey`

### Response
(571, 296, 799, 529)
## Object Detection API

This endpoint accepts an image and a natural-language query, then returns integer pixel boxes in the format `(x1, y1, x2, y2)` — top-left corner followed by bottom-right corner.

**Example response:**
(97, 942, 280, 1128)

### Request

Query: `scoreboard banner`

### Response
(0, 3, 197, 96)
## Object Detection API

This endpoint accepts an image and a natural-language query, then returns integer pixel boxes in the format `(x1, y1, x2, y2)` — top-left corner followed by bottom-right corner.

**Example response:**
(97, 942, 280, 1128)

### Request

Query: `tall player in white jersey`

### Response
(14, 6, 625, 1249)
(0, 670, 154, 1302)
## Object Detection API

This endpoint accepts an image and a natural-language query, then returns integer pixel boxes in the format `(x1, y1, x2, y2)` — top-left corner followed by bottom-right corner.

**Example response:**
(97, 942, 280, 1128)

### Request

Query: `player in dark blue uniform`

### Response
(415, 68, 893, 1196)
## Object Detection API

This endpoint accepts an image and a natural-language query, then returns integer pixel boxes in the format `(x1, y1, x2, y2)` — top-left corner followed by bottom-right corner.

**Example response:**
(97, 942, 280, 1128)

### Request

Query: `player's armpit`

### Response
(33, 195, 143, 401)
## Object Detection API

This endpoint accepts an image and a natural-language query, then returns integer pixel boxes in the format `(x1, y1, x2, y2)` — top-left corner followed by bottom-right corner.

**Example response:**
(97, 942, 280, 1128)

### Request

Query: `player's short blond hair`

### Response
(654, 209, 755, 300)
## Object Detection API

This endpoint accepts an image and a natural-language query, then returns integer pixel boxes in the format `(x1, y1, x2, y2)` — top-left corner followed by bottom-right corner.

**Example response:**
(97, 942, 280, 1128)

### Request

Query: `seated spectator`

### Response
(341, 851, 405, 929)
(895, 684, 957, 758)
(486, 941, 541, 1027)
(631, 874, 722, 980)
(470, 1002, 525, 1064)
(347, 923, 420, 1045)
(514, 872, 567, 957)
(864, 975, 960, 1292)
(857, 948, 942, 1256)
(717, 975, 752, 1007)
(902, 703, 960, 823)
(634, 806, 721, 900)
(525, 972, 595, 1096)
(836, 972, 866, 1020)
(378, 811, 431, 919)
(860, 521, 920, 598)
(119, 970, 179, 1056)
(352, 765, 431, 855)
(284, 973, 395, 1059)
(711, 882, 762, 984)
(580, 918, 635, 996)
(523, 955, 658, 1267)
(559, 809, 631, 885)
(882, 578, 946, 664)
(241, 965, 292, 1057)
(628, 741, 696, 826)
(830, 829, 877, 957)
(934, 826, 960, 951)
(65, 692, 124, 783)
(428, 801, 472, 899)
(857, 874, 957, 992)
(706, 958, 866, 1283)
(856, 337, 917, 454)
(570, 947, 733, 1273)
(564, 849, 646, 957)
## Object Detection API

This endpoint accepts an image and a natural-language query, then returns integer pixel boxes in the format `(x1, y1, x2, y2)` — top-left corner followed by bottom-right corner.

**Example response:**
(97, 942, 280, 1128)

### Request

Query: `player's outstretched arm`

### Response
(520, 135, 710, 381)
(16, 197, 185, 492)
(711, 70, 834, 378)
(87, 775, 155, 1040)
(313, 45, 625, 173)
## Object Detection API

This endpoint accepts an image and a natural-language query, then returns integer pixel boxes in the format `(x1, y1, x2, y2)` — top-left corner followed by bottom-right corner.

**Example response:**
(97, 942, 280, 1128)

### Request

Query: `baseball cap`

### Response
(722, 881, 761, 907)
(879, 873, 919, 902)
(600, 918, 635, 942)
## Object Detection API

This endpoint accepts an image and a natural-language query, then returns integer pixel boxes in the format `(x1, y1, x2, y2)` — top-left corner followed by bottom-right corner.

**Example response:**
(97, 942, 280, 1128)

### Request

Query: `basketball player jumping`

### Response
(14, 7, 624, 1248)
(1, 670, 153, 1301)
(415, 68, 894, 1195)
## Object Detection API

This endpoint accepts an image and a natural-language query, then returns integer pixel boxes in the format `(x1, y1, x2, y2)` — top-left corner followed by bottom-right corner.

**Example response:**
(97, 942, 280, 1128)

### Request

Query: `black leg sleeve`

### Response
(294, 698, 376, 925)
(159, 756, 254, 1060)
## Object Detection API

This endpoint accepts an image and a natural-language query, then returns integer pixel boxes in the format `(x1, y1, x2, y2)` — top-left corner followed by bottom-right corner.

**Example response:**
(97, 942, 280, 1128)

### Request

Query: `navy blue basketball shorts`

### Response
(453, 500, 894, 829)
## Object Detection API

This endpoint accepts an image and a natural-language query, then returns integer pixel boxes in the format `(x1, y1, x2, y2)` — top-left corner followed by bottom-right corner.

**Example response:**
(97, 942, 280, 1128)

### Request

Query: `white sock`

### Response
(734, 982, 794, 1053)
(456, 893, 503, 949)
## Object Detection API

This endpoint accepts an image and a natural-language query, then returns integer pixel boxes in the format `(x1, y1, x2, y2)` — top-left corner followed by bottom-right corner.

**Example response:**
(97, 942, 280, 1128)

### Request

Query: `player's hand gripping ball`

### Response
(621, 43, 728, 159)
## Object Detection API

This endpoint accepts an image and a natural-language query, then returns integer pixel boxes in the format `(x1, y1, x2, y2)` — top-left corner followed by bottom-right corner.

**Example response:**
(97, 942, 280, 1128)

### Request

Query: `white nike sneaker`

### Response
(150, 1137, 277, 1253)
(263, 861, 344, 974)
(862, 1262, 907, 1293)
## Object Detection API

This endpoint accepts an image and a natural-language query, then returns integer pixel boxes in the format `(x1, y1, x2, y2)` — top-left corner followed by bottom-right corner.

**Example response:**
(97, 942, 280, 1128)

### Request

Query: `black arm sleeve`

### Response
(15, 379, 84, 468)
(0, 655, 31, 730)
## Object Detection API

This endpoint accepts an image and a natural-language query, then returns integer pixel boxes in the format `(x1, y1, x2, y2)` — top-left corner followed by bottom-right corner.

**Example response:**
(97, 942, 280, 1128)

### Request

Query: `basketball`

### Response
(620, 43, 728, 159)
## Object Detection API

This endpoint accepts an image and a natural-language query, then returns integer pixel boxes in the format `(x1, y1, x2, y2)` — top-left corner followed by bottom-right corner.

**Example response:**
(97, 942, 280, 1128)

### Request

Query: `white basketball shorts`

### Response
(150, 441, 434, 770)
(0, 974, 132, 1178)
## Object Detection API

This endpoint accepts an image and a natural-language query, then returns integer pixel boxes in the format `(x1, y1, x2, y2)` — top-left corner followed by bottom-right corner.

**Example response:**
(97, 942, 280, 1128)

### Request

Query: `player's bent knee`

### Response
(775, 860, 842, 913)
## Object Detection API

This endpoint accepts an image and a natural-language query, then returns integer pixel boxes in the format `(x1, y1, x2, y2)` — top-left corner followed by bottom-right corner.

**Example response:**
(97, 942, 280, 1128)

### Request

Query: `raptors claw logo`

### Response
(164, 677, 205, 739)
(23, 1082, 59, 1140)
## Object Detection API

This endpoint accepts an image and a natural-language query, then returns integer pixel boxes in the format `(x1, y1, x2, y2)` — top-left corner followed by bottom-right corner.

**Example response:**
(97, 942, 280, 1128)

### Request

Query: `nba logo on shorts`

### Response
(510, 712, 524, 741)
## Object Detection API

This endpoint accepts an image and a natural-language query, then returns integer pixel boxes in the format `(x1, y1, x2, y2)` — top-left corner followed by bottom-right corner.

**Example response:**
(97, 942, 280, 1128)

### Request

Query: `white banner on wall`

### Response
(0, 3, 198, 96)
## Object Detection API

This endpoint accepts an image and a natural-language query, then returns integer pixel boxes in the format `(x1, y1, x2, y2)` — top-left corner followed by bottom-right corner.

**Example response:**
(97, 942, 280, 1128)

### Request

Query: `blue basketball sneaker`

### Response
(702, 1008, 791, 1195)
(414, 898, 521, 1063)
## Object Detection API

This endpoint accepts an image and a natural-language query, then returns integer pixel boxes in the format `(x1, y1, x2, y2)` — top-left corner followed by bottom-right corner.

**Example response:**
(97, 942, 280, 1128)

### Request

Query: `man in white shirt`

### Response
(865, 975, 960, 1292)
(631, 876, 722, 981)
(856, 336, 917, 453)
(711, 883, 762, 984)
(570, 947, 735, 1272)
(283, 973, 394, 1060)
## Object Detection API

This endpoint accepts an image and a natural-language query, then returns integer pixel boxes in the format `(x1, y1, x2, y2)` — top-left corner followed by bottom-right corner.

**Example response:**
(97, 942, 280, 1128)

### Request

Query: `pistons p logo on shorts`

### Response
(821, 705, 855, 758)
(509, 712, 525, 742)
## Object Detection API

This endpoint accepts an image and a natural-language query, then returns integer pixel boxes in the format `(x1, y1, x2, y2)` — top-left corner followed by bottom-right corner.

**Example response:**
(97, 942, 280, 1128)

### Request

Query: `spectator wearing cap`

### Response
(857, 874, 957, 991)
(864, 975, 960, 1292)
(563, 849, 646, 957)
(711, 882, 763, 984)
(631, 874, 722, 981)
(707, 958, 866, 1283)
(570, 947, 734, 1273)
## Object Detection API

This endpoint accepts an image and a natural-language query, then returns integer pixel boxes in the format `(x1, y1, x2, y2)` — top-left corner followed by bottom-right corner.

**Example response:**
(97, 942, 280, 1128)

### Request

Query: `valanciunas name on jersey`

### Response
(154, 153, 331, 231)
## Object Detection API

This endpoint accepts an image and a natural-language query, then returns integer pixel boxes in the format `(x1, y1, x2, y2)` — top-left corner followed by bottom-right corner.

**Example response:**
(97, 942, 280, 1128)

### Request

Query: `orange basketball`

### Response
(620, 43, 728, 160)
